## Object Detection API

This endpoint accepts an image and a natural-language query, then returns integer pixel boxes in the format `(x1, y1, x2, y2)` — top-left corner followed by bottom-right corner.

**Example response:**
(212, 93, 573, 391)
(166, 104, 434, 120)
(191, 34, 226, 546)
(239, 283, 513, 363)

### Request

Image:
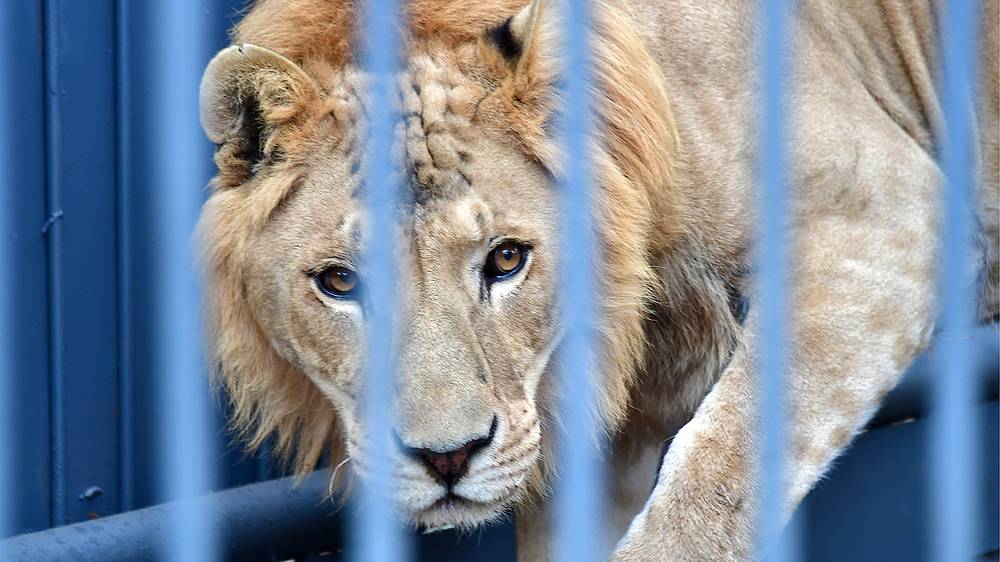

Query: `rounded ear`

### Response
(199, 44, 321, 185)
(481, 0, 561, 92)
(478, 0, 567, 169)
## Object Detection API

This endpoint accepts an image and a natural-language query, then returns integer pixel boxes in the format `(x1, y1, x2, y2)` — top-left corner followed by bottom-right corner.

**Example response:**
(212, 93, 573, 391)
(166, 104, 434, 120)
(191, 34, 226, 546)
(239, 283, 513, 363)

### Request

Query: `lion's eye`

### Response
(315, 266, 361, 299)
(484, 241, 528, 281)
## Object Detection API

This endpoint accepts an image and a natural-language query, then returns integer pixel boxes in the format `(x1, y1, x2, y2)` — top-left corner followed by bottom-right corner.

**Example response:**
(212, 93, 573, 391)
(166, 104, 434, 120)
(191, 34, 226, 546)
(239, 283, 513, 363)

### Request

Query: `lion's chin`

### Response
(409, 493, 513, 532)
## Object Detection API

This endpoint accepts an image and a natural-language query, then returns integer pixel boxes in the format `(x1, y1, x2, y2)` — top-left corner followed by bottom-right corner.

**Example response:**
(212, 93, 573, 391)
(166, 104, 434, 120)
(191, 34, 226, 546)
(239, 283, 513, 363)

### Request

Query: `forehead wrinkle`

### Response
(452, 196, 493, 243)
(400, 57, 481, 202)
(317, 59, 492, 235)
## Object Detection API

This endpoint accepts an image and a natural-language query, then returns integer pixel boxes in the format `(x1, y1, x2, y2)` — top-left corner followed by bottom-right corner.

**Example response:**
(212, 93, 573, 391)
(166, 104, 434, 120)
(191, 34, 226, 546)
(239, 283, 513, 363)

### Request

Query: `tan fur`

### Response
(199, 0, 999, 559)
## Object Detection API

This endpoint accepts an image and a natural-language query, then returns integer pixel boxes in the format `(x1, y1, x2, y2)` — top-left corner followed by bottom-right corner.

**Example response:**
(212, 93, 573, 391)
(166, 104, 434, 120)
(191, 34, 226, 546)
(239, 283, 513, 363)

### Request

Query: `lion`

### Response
(198, 0, 999, 559)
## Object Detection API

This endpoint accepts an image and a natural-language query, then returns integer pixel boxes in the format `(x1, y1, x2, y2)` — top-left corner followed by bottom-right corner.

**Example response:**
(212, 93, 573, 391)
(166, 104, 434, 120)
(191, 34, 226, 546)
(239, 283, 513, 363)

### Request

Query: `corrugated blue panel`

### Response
(116, 0, 266, 513)
(0, 18, 9, 543)
(0, 0, 266, 543)
(43, 0, 121, 526)
(0, 0, 54, 539)
(797, 400, 999, 562)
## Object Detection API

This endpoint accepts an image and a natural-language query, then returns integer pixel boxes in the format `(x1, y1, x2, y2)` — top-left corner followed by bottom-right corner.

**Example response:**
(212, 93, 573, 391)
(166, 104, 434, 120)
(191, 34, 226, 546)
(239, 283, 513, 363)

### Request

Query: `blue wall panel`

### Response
(1, 0, 267, 538)
(43, 0, 121, 527)
(2, 0, 53, 538)
(797, 401, 1000, 562)
(115, 0, 265, 513)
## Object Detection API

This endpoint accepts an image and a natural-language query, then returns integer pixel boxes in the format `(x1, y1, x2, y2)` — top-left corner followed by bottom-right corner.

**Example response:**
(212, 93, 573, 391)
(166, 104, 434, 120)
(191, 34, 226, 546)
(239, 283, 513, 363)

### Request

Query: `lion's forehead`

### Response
(399, 57, 486, 200)
(280, 54, 551, 267)
(317, 55, 492, 204)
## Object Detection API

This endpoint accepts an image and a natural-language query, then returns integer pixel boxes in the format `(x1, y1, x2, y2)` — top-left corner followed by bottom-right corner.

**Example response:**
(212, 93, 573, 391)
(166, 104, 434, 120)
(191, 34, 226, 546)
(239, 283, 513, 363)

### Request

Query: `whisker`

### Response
(328, 456, 353, 498)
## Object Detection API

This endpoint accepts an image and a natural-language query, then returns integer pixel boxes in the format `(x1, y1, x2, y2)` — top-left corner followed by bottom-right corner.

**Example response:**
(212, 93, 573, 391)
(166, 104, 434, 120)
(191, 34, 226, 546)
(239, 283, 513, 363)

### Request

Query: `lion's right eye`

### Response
(315, 266, 361, 299)
(484, 241, 529, 282)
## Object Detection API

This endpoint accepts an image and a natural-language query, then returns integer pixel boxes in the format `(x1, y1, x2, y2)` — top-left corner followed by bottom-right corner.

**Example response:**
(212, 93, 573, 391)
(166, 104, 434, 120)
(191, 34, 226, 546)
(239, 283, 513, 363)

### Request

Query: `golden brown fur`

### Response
(199, 0, 999, 559)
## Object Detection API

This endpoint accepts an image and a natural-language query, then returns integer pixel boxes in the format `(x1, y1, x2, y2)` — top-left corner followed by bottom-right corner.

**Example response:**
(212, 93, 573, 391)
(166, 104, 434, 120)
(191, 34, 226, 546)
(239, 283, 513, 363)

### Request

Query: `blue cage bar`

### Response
(758, 0, 793, 557)
(553, 1, 607, 561)
(932, 1, 981, 561)
(355, 0, 409, 559)
(151, 0, 219, 560)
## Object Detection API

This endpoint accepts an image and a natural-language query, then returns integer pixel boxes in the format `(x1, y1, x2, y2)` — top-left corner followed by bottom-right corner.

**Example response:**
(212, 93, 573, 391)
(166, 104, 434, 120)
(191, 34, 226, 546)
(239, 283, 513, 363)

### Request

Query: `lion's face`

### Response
(200, 21, 568, 524)
(201, 0, 673, 531)
(249, 72, 559, 527)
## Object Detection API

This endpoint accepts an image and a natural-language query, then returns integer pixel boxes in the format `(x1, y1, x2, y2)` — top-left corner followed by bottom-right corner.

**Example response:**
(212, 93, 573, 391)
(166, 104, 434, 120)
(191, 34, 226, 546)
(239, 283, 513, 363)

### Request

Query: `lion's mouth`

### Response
(423, 491, 489, 535)
(429, 491, 494, 510)
(411, 487, 518, 530)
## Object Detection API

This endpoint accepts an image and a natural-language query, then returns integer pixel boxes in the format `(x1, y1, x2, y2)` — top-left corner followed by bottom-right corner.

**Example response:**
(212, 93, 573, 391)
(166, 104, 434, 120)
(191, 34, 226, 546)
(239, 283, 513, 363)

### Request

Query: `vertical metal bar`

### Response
(758, 0, 792, 558)
(151, 1, 218, 560)
(553, 1, 604, 560)
(0, 3, 15, 556)
(932, 2, 979, 561)
(355, 0, 406, 560)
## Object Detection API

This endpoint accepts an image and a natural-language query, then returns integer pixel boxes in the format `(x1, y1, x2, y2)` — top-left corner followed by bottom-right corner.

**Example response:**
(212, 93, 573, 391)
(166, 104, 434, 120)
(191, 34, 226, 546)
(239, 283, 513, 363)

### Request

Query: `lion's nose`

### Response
(401, 416, 498, 488)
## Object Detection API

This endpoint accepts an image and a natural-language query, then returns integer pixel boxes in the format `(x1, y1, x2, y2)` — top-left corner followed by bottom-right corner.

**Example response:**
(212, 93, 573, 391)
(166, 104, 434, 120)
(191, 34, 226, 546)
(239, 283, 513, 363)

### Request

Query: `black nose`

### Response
(402, 416, 498, 488)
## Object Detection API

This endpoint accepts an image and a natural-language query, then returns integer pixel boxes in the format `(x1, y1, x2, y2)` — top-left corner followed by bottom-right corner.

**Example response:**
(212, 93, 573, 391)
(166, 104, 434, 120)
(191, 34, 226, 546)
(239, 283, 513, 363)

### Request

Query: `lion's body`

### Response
(199, 0, 999, 559)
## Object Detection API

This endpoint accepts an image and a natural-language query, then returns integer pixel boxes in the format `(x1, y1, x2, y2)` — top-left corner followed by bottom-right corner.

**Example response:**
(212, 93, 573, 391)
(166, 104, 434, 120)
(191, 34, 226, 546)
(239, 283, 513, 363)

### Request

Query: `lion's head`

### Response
(198, 0, 679, 528)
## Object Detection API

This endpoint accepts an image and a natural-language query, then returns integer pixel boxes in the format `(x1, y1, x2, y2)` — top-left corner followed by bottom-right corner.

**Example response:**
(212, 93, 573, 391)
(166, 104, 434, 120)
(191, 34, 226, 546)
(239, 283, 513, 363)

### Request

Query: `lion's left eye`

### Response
(484, 241, 529, 281)
(315, 266, 361, 299)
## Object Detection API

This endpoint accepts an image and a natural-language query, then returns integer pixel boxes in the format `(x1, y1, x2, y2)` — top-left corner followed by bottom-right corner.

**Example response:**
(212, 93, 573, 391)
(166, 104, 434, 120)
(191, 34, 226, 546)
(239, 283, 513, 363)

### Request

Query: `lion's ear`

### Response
(199, 44, 320, 186)
(482, 0, 561, 91)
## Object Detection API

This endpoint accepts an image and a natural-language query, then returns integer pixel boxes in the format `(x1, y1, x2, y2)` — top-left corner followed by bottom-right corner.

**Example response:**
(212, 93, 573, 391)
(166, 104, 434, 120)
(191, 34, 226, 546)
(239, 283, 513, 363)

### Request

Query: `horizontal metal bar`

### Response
(0, 471, 341, 562)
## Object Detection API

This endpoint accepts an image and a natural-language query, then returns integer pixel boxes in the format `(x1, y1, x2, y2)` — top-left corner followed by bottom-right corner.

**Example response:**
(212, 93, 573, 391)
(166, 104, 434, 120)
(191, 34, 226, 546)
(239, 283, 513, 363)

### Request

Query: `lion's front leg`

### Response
(612, 350, 758, 561)
(515, 502, 552, 562)
(513, 439, 664, 561)
(613, 160, 940, 560)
